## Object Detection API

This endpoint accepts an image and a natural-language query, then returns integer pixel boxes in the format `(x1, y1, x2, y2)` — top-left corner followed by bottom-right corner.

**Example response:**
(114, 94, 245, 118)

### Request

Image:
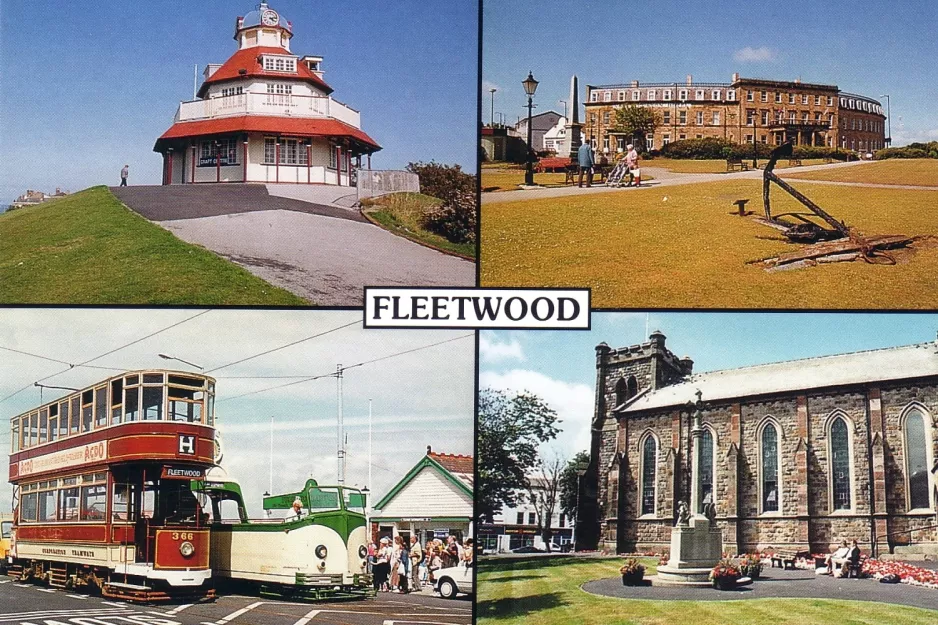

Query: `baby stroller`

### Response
(606, 158, 630, 187)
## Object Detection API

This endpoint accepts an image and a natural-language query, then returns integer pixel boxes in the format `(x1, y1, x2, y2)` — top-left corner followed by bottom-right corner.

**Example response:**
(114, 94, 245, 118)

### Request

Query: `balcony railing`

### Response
(174, 92, 362, 129)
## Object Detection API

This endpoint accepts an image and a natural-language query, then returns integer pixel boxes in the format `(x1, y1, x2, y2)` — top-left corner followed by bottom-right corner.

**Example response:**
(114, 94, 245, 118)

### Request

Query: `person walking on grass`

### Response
(120, 164, 129, 187)
(577, 139, 594, 188)
(625, 144, 641, 187)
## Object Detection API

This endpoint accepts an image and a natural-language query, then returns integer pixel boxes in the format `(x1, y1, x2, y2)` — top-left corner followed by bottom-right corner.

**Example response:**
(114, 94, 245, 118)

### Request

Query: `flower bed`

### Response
(863, 559, 938, 589)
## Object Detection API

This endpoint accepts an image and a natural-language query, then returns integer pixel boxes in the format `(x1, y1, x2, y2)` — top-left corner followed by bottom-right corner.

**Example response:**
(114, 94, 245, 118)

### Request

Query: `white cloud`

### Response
(479, 333, 525, 363)
(479, 369, 594, 458)
(889, 127, 938, 145)
(733, 46, 777, 63)
(482, 80, 500, 93)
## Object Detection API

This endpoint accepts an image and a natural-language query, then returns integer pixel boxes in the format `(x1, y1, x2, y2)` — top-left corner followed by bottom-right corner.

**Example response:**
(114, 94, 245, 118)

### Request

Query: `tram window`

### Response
(81, 390, 93, 432)
(49, 415, 58, 442)
(112, 483, 131, 521)
(344, 490, 366, 514)
(307, 487, 340, 513)
(95, 386, 107, 428)
(29, 412, 38, 447)
(21, 492, 38, 523)
(125, 374, 139, 385)
(1, 521, 11, 538)
(38, 489, 56, 522)
(59, 401, 69, 438)
(39, 408, 48, 444)
(11, 419, 20, 452)
(80, 484, 107, 521)
(124, 386, 140, 422)
(111, 378, 123, 425)
(169, 375, 202, 388)
(143, 373, 164, 384)
(143, 387, 164, 420)
(207, 394, 215, 426)
(59, 487, 79, 521)
(70, 397, 80, 434)
(170, 399, 202, 422)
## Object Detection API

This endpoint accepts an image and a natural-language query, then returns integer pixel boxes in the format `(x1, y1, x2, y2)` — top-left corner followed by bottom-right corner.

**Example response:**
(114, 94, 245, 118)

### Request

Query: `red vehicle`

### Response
(7, 370, 218, 601)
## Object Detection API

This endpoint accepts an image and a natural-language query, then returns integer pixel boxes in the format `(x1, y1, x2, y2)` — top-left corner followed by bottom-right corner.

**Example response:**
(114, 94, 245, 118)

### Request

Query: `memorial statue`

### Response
(676, 500, 690, 526)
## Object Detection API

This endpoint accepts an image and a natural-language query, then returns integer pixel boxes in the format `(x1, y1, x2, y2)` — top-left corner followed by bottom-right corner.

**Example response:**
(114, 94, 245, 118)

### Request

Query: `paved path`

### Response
(481, 159, 938, 205)
(265, 184, 361, 209)
(582, 567, 938, 611)
(113, 185, 474, 305)
(160, 209, 474, 305)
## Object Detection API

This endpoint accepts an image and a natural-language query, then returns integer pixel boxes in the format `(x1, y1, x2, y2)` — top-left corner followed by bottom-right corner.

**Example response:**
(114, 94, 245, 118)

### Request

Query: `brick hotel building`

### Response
(583, 73, 885, 154)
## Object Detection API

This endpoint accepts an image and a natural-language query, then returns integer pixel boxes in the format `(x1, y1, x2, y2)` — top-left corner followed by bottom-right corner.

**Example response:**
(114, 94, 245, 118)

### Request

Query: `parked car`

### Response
(435, 561, 473, 599)
(510, 545, 542, 553)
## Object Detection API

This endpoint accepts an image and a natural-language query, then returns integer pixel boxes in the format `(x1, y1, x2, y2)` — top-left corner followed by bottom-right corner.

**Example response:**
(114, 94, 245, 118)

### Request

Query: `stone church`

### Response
(578, 331, 938, 559)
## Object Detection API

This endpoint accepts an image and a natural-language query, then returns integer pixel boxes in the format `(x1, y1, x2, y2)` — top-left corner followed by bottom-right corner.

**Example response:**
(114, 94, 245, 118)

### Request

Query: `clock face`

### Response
(261, 9, 279, 26)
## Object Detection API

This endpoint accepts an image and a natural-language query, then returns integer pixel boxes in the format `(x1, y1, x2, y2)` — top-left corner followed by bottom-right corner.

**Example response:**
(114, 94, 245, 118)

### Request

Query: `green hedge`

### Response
(654, 138, 852, 161)
(876, 142, 938, 159)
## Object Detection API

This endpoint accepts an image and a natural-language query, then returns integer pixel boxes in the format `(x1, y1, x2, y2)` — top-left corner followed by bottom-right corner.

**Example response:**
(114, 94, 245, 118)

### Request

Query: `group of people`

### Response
(822, 539, 862, 576)
(576, 141, 641, 188)
(368, 534, 474, 593)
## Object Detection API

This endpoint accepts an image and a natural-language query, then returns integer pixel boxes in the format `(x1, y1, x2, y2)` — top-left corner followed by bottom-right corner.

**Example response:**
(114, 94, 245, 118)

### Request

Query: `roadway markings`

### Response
(65, 594, 89, 600)
(164, 605, 192, 616)
(34, 588, 57, 593)
(0, 579, 11, 584)
(289, 609, 320, 625)
(213, 601, 263, 625)
(0, 608, 131, 624)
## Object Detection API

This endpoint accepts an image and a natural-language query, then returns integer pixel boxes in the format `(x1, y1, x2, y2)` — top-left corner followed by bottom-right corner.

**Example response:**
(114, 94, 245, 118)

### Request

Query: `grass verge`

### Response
(360, 192, 475, 259)
(478, 556, 938, 625)
(782, 159, 938, 186)
(0, 186, 308, 305)
(645, 158, 830, 174)
(480, 178, 938, 308)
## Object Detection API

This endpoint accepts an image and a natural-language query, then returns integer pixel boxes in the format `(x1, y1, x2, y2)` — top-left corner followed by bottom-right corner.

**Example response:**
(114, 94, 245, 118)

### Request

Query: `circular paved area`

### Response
(582, 567, 938, 611)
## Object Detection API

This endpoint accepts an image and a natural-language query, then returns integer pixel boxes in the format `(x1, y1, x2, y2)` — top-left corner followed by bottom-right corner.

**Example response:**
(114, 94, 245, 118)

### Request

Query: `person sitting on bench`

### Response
(823, 540, 850, 574)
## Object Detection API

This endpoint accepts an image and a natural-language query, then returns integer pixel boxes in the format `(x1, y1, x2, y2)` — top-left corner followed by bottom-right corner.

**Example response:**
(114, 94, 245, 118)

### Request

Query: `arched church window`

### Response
(641, 436, 657, 516)
(699, 428, 714, 511)
(627, 376, 638, 400)
(830, 417, 851, 510)
(761, 423, 779, 513)
(905, 409, 931, 510)
(615, 379, 627, 407)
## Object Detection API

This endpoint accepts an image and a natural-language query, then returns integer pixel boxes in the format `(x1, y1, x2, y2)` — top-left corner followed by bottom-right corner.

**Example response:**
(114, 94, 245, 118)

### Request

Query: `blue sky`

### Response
(483, 0, 938, 144)
(0, 0, 478, 205)
(480, 312, 938, 460)
(0, 309, 475, 516)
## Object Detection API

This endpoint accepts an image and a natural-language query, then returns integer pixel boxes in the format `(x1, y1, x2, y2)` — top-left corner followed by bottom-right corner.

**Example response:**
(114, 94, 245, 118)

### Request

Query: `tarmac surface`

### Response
(111, 185, 475, 305)
(0, 578, 471, 625)
(582, 566, 938, 611)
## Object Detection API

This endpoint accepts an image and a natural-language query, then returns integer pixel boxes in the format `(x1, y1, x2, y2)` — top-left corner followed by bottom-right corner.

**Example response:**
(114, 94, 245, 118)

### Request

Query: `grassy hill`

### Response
(0, 186, 307, 305)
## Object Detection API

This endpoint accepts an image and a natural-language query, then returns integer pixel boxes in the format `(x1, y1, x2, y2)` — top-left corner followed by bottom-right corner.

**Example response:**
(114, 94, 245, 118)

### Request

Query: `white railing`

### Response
(174, 92, 362, 128)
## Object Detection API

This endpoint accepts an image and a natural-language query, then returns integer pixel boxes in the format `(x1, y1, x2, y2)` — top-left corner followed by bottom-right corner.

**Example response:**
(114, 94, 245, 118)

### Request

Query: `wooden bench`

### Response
(726, 157, 750, 172)
(770, 550, 810, 570)
(788, 158, 803, 167)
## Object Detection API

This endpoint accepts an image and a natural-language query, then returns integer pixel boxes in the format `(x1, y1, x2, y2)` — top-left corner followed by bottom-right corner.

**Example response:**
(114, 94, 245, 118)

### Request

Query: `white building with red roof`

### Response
(154, 2, 380, 186)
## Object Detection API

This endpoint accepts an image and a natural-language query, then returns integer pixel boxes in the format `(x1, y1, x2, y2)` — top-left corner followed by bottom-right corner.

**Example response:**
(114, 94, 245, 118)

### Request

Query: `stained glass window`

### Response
(831, 417, 851, 510)
(641, 437, 657, 515)
(906, 410, 930, 510)
(699, 429, 714, 511)
(762, 424, 779, 512)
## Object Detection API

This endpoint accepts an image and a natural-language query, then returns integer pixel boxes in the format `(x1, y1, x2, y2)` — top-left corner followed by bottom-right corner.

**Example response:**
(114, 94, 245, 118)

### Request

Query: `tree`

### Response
(611, 105, 661, 151)
(477, 388, 560, 523)
(559, 450, 591, 524)
(526, 454, 565, 551)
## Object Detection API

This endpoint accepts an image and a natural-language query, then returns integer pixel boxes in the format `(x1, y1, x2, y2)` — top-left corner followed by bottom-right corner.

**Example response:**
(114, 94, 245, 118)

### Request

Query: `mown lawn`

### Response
(645, 158, 829, 174)
(0, 186, 308, 305)
(361, 192, 475, 259)
(482, 170, 570, 192)
(782, 159, 938, 187)
(480, 179, 938, 308)
(478, 556, 938, 625)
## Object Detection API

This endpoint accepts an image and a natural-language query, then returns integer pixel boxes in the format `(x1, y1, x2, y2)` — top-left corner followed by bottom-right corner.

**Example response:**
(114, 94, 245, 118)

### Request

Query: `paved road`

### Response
(0, 579, 471, 625)
(582, 567, 938, 611)
(111, 185, 475, 305)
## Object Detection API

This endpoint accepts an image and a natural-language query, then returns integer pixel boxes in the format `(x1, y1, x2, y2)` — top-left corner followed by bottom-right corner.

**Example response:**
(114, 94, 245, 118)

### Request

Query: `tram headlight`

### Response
(179, 541, 195, 558)
(315, 544, 328, 559)
(358, 545, 367, 559)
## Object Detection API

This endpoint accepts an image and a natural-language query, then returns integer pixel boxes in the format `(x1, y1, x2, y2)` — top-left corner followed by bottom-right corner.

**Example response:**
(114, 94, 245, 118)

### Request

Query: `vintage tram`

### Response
(193, 469, 372, 600)
(6, 370, 218, 600)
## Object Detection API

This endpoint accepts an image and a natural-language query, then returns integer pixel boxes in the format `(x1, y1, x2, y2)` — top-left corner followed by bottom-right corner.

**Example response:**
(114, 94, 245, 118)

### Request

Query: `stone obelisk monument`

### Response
(656, 390, 724, 586)
(566, 75, 583, 160)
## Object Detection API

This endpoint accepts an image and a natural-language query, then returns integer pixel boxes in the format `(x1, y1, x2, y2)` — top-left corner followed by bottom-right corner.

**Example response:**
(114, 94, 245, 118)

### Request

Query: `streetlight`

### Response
(572, 462, 589, 552)
(559, 99, 567, 120)
(880, 94, 891, 148)
(158, 353, 203, 370)
(489, 88, 497, 127)
(522, 71, 539, 186)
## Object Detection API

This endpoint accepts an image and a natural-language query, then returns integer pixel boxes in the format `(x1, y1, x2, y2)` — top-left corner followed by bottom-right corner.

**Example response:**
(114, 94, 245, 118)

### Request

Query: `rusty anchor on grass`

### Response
(753, 142, 912, 268)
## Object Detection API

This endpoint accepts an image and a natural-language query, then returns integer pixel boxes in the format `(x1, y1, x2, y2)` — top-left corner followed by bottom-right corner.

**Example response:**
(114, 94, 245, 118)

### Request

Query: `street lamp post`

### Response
(573, 462, 588, 552)
(158, 353, 203, 370)
(880, 94, 891, 148)
(522, 71, 539, 186)
(489, 88, 497, 127)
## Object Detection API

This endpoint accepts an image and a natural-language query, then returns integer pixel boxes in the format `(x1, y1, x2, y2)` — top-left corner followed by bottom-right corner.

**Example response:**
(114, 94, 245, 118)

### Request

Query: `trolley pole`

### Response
(337, 364, 345, 484)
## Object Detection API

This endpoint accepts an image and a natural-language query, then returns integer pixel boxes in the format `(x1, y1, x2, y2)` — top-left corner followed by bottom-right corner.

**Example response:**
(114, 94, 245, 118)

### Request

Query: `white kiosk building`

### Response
(154, 2, 380, 186)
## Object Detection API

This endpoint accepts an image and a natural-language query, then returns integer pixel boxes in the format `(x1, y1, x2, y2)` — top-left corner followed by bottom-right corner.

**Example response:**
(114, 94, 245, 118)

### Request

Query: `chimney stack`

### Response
(732, 72, 740, 82)
(686, 74, 693, 86)
(630, 80, 639, 88)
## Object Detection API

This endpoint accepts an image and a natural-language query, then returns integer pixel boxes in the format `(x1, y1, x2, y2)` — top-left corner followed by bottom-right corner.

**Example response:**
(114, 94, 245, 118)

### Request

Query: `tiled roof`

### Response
(429, 451, 474, 477)
(198, 46, 332, 97)
(153, 115, 381, 152)
(622, 342, 938, 413)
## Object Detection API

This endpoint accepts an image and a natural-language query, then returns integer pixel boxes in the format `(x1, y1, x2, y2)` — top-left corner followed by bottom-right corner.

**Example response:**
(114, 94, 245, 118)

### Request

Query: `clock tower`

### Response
(235, 1, 294, 52)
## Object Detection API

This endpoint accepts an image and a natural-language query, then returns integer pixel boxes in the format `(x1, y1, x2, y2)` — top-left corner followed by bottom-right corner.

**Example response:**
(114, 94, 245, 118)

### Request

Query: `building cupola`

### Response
(235, 2, 293, 51)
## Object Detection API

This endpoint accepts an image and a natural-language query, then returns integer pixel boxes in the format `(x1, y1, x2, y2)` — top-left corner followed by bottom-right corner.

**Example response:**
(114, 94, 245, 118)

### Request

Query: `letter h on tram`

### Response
(7, 371, 218, 600)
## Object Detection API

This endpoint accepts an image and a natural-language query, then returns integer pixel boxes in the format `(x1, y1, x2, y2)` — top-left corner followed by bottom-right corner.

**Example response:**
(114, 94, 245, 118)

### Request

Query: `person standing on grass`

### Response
(625, 144, 640, 187)
(120, 164, 129, 187)
(577, 139, 594, 188)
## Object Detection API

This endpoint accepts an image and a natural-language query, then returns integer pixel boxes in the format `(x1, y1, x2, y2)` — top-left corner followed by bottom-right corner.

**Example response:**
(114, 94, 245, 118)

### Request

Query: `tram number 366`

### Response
(171, 532, 194, 541)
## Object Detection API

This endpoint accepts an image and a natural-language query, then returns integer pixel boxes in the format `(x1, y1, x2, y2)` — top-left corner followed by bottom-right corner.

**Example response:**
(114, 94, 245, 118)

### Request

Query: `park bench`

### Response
(788, 158, 803, 167)
(824, 156, 834, 164)
(770, 550, 810, 570)
(726, 157, 750, 172)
